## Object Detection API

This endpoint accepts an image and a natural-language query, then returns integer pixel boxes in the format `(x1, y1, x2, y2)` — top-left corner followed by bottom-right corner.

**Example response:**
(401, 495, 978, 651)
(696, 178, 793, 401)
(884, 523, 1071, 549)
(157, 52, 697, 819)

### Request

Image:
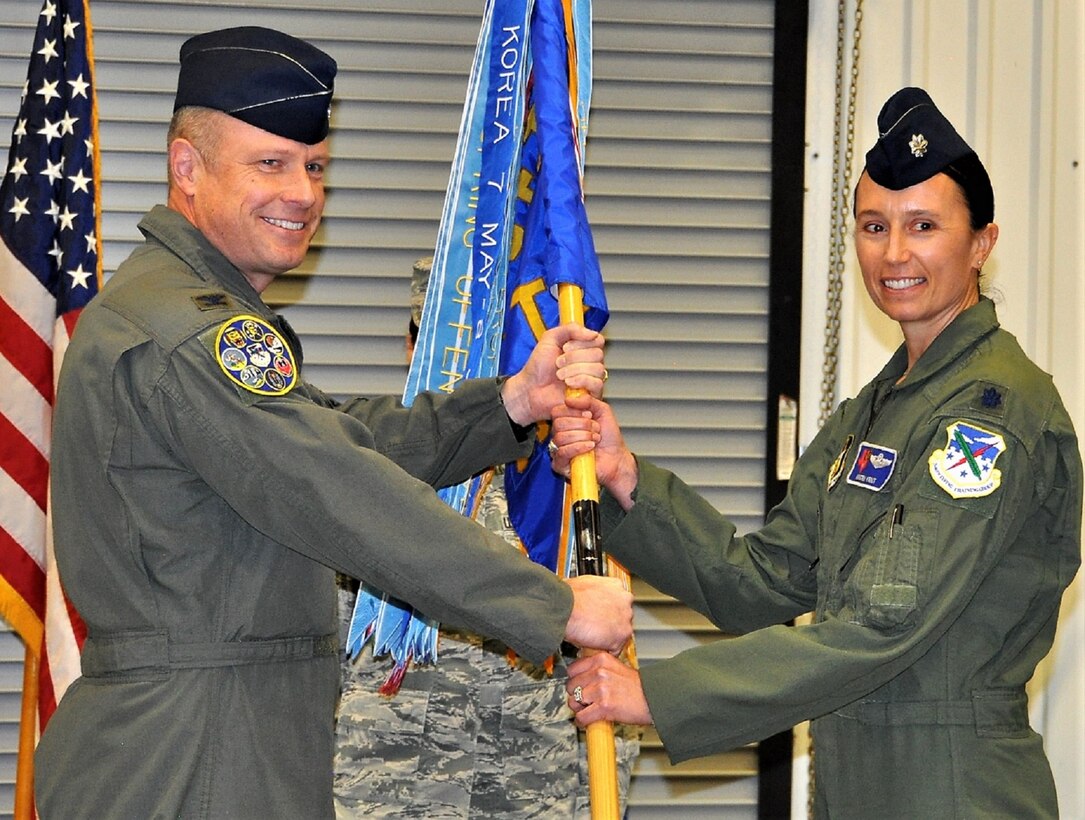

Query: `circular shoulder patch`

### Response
(214, 315, 297, 396)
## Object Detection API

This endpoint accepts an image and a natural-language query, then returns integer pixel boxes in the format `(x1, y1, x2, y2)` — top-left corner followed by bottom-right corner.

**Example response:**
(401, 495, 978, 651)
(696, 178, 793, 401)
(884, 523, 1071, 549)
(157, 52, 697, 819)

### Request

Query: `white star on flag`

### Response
(1, 0, 99, 761)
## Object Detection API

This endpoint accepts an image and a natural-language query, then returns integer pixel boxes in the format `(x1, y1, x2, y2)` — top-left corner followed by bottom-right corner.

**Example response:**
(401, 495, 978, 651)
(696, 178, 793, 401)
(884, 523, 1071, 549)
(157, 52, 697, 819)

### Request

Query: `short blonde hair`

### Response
(166, 106, 225, 185)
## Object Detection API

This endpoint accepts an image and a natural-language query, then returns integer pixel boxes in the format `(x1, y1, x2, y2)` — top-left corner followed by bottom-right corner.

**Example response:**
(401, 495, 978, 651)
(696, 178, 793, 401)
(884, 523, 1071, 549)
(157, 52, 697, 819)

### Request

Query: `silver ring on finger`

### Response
(572, 685, 584, 704)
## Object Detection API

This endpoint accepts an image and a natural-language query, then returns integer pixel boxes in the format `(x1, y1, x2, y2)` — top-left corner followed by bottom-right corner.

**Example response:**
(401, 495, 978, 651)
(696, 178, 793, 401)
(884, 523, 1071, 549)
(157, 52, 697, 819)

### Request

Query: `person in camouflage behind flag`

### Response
(334, 259, 641, 818)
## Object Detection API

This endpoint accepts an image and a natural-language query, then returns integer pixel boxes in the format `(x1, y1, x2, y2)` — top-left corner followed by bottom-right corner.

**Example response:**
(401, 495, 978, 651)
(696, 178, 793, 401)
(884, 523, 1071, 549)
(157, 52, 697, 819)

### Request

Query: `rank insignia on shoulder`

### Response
(192, 292, 232, 311)
(928, 420, 1005, 498)
(981, 386, 1002, 409)
(214, 315, 297, 396)
(969, 381, 1006, 417)
(846, 441, 897, 491)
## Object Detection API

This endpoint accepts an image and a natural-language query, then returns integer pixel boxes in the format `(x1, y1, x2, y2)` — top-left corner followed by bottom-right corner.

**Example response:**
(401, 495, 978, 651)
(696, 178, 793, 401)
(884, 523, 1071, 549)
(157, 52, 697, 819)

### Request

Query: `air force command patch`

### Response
(928, 420, 1005, 498)
(214, 315, 297, 396)
(846, 441, 898, 491)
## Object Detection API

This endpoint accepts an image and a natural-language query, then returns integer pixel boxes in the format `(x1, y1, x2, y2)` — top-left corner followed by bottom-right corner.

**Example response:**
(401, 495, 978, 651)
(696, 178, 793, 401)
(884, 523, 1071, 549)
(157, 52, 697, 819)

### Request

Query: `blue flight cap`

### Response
(174, 26, 336, 145)
(864, 87, 993, 225)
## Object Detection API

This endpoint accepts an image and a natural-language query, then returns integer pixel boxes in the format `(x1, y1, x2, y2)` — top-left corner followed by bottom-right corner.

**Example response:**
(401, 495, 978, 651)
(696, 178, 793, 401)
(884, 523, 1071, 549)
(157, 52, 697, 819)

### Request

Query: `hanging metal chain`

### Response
(809, 5, 864, 818)
(818, 0, 863, 429)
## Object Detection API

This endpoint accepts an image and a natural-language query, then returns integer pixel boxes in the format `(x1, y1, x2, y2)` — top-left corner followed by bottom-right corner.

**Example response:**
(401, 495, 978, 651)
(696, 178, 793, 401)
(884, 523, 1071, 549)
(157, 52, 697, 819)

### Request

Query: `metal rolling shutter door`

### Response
(0, 1, 778, 816)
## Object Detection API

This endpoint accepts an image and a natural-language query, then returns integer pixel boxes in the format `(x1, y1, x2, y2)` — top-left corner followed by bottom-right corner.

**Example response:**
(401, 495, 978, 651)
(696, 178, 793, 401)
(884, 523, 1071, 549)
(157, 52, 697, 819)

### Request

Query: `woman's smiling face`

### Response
(853, 170, 998, 357)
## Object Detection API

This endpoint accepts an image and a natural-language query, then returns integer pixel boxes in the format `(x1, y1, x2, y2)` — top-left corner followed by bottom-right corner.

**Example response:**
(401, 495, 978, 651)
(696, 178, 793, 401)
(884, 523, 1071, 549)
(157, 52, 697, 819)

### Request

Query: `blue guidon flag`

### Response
(346, 0, 611, 692)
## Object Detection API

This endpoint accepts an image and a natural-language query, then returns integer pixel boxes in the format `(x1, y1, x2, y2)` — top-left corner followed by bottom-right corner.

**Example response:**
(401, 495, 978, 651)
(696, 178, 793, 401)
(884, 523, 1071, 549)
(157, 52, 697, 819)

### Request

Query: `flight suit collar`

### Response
(874, 297, 1000, 391)
(137, 204, 267, 311)
(136, 205, 304, 364)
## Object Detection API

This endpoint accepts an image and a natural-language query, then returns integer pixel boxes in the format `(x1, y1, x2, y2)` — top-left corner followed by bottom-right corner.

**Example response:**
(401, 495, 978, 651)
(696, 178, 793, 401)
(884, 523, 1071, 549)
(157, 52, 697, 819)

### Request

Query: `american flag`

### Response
(0, 0, 97, 732)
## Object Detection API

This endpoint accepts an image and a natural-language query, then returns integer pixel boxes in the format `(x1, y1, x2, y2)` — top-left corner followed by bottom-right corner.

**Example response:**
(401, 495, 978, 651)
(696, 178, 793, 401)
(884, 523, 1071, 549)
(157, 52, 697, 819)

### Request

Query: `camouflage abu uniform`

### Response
(335, 468, 640, 818)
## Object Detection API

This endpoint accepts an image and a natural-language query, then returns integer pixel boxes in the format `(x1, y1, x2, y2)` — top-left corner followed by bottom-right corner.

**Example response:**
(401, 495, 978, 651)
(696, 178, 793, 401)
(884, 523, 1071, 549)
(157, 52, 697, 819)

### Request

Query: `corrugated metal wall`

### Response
(0, 0, 783, 815)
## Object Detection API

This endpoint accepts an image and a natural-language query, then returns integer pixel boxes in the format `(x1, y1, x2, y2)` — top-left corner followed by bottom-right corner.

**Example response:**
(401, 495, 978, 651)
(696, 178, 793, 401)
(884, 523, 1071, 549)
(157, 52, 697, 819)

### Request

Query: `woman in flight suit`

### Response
(550, 87, 1082, 818)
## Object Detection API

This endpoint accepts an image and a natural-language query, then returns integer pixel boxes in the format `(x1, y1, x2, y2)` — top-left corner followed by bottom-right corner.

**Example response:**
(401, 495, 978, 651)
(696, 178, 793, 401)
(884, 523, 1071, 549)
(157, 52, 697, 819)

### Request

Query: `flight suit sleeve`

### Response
(598, 410, 849, 634)
(140, 328, 569, 665)
(599, 402, 1079, 763)
(301, 379, 532, 489)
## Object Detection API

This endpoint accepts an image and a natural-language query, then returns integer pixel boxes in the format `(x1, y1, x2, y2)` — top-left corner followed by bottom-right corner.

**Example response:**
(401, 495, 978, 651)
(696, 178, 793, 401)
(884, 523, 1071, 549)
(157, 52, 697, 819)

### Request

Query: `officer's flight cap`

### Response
(174, 26, 337, 145)
(863, 87, 994, 225)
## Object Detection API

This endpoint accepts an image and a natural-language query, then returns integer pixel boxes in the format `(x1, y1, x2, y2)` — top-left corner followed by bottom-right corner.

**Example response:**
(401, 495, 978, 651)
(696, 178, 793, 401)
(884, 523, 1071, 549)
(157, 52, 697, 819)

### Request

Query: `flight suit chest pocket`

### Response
(843, 509, 937, 631)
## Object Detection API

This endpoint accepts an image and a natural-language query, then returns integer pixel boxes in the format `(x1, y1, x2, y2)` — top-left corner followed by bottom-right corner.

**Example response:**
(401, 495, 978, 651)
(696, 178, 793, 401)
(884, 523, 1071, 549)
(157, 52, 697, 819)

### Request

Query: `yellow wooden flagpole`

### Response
(558, 283, 620, 819)
(15, 648, 38, 820)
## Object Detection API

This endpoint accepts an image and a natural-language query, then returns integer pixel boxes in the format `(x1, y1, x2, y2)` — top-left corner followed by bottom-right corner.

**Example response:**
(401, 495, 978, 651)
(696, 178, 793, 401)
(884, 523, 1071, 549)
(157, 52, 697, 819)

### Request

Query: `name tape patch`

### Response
(847, 441, 898, 492)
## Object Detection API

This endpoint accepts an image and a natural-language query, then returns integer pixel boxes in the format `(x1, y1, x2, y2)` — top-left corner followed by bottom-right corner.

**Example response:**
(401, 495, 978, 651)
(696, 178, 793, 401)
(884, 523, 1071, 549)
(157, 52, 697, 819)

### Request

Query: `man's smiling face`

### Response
(184, 111, 329, 292)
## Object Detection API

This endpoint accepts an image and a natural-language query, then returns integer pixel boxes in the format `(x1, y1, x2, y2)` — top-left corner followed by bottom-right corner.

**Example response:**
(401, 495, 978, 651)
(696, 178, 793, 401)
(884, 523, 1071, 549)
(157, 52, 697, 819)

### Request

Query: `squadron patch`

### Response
(928, 420, 1005, 498)
(214, 315, 297, 396)
(846, 441, 897, 492)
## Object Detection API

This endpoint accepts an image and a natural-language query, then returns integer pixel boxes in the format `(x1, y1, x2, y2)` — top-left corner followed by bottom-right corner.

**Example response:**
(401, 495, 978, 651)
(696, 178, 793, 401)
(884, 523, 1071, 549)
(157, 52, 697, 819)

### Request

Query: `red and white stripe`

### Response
(0, 239, 85, 730)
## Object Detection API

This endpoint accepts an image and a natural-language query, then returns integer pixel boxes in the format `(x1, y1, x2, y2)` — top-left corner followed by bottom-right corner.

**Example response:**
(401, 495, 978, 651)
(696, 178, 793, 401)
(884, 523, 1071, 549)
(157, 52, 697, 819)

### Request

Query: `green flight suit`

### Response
(37, 206, 574, 819)
(600, 298, 1081, 818)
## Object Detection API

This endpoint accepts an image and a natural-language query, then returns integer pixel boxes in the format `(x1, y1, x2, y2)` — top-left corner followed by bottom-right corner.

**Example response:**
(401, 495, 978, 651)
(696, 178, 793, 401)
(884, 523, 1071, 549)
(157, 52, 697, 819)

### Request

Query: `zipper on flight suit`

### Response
(810, 379, 902, 583)
(864, 378, 896, 438)
(837, 511, 888, 582)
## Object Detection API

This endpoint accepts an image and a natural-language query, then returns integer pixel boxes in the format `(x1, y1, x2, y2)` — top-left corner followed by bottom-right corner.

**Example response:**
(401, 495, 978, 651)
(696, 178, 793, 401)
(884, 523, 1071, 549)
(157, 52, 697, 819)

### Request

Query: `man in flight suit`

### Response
(36, 26, 632, 819)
